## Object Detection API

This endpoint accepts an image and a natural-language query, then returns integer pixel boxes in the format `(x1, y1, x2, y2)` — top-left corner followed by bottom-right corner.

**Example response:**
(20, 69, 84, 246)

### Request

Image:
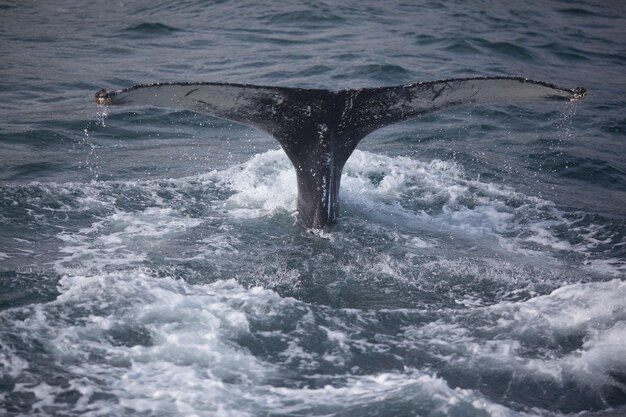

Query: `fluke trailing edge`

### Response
(95, 77, 585, 228)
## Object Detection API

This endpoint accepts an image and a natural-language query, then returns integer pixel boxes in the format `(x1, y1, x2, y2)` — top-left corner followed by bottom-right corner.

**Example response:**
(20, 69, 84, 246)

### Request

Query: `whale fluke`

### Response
(95, 77, 585, 228)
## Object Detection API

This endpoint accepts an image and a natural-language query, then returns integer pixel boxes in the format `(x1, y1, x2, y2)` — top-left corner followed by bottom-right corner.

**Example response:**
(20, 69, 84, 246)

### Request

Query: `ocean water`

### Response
(1, 0, 625, 416)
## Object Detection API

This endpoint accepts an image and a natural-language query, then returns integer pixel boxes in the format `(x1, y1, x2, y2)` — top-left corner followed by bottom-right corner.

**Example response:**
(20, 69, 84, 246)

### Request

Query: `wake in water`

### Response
(1, 149, 624, 416)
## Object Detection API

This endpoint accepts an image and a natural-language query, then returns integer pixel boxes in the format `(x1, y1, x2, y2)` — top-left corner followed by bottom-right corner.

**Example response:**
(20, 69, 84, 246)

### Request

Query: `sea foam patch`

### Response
(9, 149, 617, 277)
(3, 271, 283, 416)
(2, 268, 536, 417)
(401, 279, 626, 410)
(204, 149, 297, 219)
(2, 148, 623, 416)
(54, 206, 203, 275)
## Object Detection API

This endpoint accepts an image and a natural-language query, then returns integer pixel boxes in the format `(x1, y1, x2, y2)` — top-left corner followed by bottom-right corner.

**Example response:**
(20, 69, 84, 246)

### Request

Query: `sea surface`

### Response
(1, 1, 625, 416)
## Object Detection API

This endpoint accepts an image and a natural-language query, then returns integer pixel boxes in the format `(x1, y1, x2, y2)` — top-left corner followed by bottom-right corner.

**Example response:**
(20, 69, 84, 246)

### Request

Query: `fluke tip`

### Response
(572, 86, 586, 101)
(95, 89, 111, 105)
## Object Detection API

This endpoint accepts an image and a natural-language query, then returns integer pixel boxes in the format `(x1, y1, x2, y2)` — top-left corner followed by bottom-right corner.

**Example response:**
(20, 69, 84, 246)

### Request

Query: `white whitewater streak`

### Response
(9, 149, 621, 275)
(55, 207, 203, 275)
(4, 270, 532, 417)
(404, 279, 626, 391)
(203, 149, 297, 218)
(342, 149, 539, 228)
(339, 150, 624, 275)
(3, 149, 622, 416)
(259, 371, 531, 417)
(504, 280, 626, 387)
(5, 275, 274, 417)
(204, 148, 525, 232)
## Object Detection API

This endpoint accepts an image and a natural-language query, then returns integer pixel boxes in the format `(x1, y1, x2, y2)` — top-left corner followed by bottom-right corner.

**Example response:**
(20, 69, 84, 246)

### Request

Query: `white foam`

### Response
(55, 206, 202, 275)
(205, 149, 297, 219)
(404, 279, 626, 391)
(188, 149, 625, 278)
(3, 149, 623, 416)
(342, 151, 465, 206)
(258, 370, 531, 417)
(341, 151, 624, 276)
(583, 258, 626, 276)
(8, 148, 621, 275)
(17, 275, 284, 416)
(0, 345, 28, 378)
(2, 262, 540, 417)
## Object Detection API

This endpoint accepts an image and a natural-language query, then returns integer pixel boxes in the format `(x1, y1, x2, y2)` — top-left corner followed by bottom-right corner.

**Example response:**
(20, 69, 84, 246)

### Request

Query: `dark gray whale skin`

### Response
(96, 77, 585, 228)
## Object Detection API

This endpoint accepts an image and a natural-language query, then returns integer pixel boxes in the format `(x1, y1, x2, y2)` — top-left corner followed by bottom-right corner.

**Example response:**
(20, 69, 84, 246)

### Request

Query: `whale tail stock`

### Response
(95, 77, 585, 228)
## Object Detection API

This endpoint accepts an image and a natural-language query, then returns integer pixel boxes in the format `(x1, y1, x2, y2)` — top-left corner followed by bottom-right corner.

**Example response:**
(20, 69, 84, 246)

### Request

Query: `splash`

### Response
(557, 100, 579, 142)
(79, 128, 101, 181)
(96, 104, 109, 127)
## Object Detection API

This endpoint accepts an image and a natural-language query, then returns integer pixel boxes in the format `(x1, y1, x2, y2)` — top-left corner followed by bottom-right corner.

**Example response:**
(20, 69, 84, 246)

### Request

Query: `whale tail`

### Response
(96, 77, 585, 228)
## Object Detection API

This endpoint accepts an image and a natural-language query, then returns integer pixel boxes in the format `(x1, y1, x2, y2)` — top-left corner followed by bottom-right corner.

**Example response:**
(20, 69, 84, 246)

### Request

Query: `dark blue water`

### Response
(1, 1, 625, 416)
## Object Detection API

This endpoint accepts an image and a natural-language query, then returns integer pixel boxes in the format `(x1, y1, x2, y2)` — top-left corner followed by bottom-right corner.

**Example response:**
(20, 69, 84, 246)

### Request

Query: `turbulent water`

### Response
(1, 1, 625, 416)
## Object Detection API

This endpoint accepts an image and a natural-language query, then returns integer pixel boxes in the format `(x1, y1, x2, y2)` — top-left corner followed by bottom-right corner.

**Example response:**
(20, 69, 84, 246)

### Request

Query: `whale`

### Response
(95, 76, 585, 228)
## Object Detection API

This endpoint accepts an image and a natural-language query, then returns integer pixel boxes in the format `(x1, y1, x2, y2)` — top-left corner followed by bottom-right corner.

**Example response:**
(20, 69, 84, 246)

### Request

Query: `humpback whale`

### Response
(95, 77, 585, 228)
